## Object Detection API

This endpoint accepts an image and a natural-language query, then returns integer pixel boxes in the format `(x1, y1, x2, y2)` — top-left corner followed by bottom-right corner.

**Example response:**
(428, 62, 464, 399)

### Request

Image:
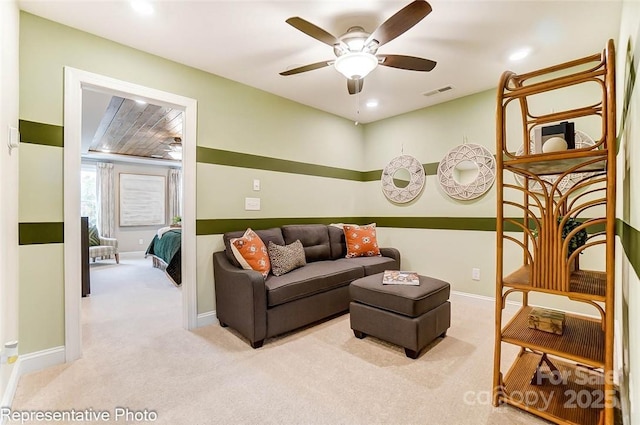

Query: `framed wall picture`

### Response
(119, 173, 166, 226)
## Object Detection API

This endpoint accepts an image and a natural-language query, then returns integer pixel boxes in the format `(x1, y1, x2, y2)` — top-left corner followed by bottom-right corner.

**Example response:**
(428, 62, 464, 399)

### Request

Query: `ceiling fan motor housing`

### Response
(334, 26, 379, 56)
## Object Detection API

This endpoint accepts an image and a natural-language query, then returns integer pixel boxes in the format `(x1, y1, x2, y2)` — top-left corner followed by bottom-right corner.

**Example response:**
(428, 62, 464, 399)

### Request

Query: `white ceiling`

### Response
(19, 0, 622, 123)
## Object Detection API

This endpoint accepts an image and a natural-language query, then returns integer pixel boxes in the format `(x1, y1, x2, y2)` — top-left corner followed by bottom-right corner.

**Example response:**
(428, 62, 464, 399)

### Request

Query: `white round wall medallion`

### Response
(381, 155, 425, 203)
(515, 130, 596, 194)
(437, 143, 496, 200)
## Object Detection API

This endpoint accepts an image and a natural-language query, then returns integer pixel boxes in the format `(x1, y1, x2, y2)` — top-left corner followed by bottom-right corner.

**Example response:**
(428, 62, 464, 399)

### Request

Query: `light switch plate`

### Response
(253, 179, 260, 191)
(8, 126, 19, 149)
(245, 197, 261, 211)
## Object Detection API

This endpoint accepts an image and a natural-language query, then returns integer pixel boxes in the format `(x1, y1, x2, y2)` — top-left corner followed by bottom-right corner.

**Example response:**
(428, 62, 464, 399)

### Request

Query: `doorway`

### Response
(64, 68, 197, 362)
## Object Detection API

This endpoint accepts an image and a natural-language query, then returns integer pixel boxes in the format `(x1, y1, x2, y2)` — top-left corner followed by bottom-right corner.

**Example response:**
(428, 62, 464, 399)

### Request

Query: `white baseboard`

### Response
(452, 290, 599, 318)
(197, 311, 217, 327)
(0, 346, 65, 413)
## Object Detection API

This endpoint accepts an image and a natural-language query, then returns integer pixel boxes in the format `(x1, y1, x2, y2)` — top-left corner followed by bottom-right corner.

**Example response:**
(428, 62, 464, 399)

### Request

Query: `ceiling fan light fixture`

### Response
(334, 52, 378, 80)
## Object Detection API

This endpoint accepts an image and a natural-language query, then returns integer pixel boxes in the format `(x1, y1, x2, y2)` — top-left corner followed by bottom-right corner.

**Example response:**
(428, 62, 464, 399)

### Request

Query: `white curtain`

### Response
(96, 162, 115, 237)
(168, 168, 182, 223)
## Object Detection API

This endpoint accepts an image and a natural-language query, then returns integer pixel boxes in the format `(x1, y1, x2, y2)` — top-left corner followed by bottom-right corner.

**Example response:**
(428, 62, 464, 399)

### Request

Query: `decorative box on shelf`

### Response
(527, 308, 565, 335)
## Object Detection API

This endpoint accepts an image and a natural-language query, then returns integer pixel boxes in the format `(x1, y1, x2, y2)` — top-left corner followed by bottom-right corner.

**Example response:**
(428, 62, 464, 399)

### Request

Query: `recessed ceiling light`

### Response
(509, 47, 532, 62)
(131, 1, 154, 16)
(366, 100, 379, 108)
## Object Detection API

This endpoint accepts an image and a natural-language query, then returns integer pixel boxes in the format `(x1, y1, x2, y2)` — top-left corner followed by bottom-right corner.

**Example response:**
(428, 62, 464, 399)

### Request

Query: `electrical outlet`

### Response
(139, 239, 144, 245)
(472, 268, 480, 281)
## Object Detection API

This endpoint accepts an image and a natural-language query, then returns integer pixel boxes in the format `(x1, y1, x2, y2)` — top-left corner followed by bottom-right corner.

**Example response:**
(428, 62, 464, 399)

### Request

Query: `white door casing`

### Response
(63, 67, 198, 362)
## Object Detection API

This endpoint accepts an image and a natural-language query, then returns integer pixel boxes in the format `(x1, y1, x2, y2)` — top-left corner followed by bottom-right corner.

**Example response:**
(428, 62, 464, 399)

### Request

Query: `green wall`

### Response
(18, 10, 638, 378)
(18, 12, 365, 352)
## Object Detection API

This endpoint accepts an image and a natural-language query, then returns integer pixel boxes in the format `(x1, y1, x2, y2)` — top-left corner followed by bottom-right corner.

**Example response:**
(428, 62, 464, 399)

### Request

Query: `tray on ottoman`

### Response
(349, 273, 451, 359)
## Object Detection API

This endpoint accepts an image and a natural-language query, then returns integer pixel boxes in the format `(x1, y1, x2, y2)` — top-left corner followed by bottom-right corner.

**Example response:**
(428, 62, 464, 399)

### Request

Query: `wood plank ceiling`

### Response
(89, 96, 183, 161)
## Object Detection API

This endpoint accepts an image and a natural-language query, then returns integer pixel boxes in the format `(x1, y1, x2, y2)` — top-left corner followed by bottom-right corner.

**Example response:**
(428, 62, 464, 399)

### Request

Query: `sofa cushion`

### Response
(328, 225, 347, 259)
(344, 223, 381, 258)
(265, 260, 363, 307)
(230, 228, 271, 279)
(268, 240, 306, 276)
(224, 227, 285, 267)
(282, 224, 331, 263)
(338, 256, 399, 276)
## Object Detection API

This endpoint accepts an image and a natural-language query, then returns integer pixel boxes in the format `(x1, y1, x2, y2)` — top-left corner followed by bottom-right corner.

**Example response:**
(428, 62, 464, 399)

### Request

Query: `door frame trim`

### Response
(63, 67, 198, 362)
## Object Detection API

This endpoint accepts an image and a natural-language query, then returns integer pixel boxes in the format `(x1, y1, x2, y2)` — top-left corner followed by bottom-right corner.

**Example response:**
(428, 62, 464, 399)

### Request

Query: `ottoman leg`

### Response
(353, 330, 366, 339)
(405, 348, 419, 359)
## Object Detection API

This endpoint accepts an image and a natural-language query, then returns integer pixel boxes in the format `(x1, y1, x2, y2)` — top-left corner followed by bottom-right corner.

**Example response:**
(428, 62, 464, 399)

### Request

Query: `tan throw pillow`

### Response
(268, 240, 306, 277)
(230, 228, 270, 279)
(343, 223, 381, 258)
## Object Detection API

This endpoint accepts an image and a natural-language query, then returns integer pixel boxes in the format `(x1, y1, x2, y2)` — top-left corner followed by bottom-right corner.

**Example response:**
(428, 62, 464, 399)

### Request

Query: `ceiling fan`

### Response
(279, 0, 436, 95)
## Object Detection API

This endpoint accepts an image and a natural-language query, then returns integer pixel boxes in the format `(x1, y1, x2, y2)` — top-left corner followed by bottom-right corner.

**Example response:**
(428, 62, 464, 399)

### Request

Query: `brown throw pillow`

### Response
(268, 240, 306, 277)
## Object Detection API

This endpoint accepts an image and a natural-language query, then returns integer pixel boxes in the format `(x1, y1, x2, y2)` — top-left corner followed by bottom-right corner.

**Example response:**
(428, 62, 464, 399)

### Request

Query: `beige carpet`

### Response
(9, 253, 549, 424)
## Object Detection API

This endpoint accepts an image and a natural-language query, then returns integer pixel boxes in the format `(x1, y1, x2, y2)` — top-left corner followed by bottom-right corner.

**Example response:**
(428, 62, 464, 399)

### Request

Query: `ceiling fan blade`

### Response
(280, 60, 333, 76)
(366, 1, 432, 48)
(347, 79, 364, 95)
(378, 54, 436, 71)
(286, 17, 340, 47)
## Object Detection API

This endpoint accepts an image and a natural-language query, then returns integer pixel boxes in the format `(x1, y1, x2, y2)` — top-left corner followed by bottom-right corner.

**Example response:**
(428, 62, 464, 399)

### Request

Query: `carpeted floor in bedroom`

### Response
(9, 252, 550, 425)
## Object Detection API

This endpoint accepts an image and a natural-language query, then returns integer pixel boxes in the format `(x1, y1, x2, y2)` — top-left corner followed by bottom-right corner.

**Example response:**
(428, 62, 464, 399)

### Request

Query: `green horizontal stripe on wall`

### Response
(197, 147, 364, 181)
(617, 219, 640, 278)
(196, 146, 440, 181)
(19, 222, 64, 245)
(196, 217, 369, 235)
(19, 120, 63, 147)
(196, 217, 500, 235)
(373, 217, 499, 231)
(196, 216, 615, 236)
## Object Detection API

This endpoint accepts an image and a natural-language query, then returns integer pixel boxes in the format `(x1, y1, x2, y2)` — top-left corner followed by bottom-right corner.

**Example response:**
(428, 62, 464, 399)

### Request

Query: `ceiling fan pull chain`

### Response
(355, 88, 360, 125)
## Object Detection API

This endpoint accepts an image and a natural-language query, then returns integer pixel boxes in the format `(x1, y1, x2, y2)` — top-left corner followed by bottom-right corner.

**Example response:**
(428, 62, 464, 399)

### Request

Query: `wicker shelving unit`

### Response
(493, 40, 616, 425)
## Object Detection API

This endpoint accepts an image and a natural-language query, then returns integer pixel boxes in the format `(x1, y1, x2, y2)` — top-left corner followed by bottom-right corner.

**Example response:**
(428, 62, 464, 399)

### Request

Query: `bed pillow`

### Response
(343, 223, 381, 258)
(88, 225, 101, 246)
(230, 228, 270, 279)
(268, 240, 306, 276)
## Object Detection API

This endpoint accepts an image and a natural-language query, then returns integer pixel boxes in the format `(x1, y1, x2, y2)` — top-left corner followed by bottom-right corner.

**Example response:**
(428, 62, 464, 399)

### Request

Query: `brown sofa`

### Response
(213, 224, 400, 348)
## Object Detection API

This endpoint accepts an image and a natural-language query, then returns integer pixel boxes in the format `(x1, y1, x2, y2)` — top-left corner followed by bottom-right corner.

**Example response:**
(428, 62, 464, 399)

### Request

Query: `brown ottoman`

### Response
(349, 273, 451, 359)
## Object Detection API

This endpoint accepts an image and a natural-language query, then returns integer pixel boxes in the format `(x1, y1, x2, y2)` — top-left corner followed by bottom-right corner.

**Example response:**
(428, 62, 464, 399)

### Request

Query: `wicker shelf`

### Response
(502, 306, 604, 367)
(504, 150, 608, 176)
(502, 265, 606, 301)
(494, 40, 616, 425)
(502, 351, 604, 425)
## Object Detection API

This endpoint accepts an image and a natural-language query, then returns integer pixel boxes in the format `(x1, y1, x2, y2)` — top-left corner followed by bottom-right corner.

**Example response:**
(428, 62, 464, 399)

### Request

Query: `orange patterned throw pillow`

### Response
(343, 223, 381, 258)
(230, 228, 270, 278)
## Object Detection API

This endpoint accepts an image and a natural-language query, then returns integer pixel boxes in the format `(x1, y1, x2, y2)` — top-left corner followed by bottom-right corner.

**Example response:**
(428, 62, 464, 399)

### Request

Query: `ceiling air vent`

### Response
(422, 85, 453, 97)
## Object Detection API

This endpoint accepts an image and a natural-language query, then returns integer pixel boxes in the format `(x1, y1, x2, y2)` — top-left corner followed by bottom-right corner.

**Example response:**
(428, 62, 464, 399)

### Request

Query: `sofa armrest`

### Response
(380, 247, 401, 267)
(99, 237, 118, 249)
(213, 251, 267, 346)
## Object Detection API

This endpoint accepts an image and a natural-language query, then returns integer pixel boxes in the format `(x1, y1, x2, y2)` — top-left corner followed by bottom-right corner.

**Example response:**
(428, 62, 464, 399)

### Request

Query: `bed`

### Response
(145, 227, 182, 286)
